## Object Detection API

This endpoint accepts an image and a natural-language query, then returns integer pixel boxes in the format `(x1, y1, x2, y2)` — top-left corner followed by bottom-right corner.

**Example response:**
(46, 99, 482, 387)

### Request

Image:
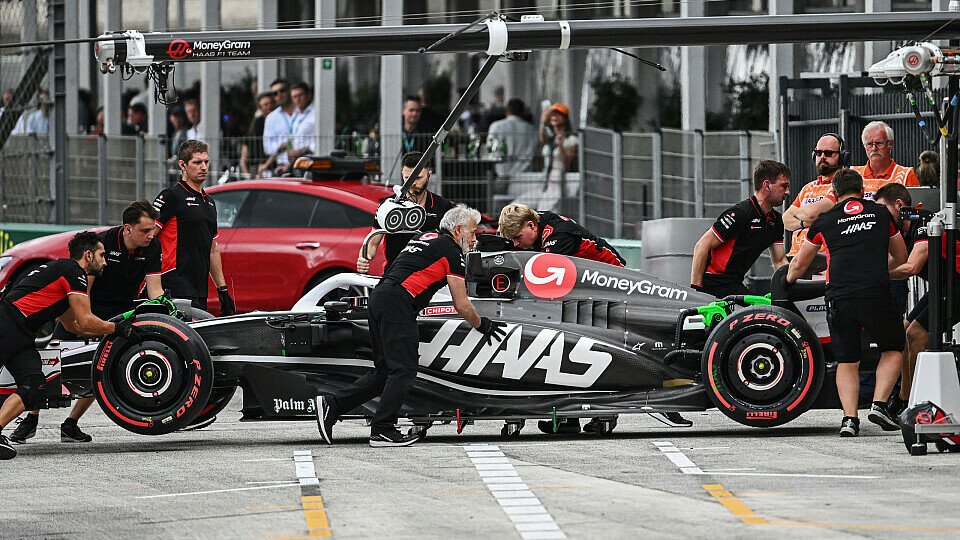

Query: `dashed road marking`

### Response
(136, 484, 300, 499)
(703, 484, 767, 525)
(294, 450, 332, 538)
(465, 444, 566, 539)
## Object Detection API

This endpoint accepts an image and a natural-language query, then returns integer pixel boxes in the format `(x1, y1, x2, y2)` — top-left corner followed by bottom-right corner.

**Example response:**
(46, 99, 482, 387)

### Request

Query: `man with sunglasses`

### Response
(852, 121, 919, 188)
(261, 78, 301, 176)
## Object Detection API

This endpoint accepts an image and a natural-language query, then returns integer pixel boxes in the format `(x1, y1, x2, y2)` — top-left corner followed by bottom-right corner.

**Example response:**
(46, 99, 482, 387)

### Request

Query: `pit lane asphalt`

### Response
(4, 399, 960, 539)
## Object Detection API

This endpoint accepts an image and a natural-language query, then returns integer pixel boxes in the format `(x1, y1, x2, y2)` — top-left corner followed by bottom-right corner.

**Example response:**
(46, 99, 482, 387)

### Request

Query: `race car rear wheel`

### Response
(702, 305, 824, 428)
(92, 314, 213, 435)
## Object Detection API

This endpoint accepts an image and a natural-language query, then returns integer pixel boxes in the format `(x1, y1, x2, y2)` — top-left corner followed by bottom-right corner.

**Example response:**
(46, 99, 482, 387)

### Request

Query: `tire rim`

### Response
(114, 340, 184, 411)
(724, 331, 795, 404)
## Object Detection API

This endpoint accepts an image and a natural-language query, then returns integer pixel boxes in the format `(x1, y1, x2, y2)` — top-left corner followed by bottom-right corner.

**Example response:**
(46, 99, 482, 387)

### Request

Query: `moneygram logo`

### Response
(523, 253, 576, 299)
(167, 39, 192, 59)
(843, 200, 863, 215)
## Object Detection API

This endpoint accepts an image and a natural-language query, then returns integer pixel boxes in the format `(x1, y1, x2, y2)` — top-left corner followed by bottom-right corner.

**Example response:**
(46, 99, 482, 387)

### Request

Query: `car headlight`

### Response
(0, 256, 12, 272)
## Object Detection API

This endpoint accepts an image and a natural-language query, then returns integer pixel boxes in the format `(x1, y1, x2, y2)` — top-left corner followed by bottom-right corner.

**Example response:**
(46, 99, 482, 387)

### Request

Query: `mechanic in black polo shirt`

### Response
(356, 151, 455, 273)
(154, 139, 235, 315)
(691, 160, 791, 298)
(497, 203, 625, 266)
(0, 232, 136, 459)
(318, 205, 507, 447)
(788, 169, 907, 437)
(9, 200, 163, 445)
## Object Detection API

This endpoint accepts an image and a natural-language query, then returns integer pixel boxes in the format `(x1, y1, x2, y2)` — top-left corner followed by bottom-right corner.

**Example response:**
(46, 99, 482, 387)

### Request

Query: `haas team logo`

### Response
(420, 232, 438, 241)
(843, 200, 863, 215)
(523, 253, 576, 299)
(167, 39, 192, 60)
(541, 225, 554, 241)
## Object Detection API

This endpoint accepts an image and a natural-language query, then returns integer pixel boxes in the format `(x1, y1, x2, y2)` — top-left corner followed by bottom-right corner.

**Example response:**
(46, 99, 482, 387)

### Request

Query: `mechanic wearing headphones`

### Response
(9, 200, 164, 445)
(691, 160, 790, 298)
(498, 203, 691, 431)
(317, 205, 507, 447)
(153, 140, 235, 316)
(783, 133, 847, 256)
(787, 169, 907, 437)
(0, 232, 136, 459)
(357, 151, 455, 273)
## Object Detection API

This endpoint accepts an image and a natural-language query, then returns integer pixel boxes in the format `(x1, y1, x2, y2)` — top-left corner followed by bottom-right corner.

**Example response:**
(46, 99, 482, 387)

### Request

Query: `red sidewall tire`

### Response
(702, 305, 824, 428)
(92, 314, 213, 435)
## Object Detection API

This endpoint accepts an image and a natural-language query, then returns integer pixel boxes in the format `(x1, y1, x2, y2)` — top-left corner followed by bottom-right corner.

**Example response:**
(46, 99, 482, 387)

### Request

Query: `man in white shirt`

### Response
(12, 89, 50, 135)
(262, 79, 300, 174)
(185, 98, 203, 141)
(487, 98, 538, 191)
(288, 82, 316, 163)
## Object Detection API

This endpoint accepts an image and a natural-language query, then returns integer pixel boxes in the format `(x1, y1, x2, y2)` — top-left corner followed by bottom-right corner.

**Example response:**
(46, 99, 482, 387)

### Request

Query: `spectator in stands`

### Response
(288, 82, 316, 164)
(262, 78, 300, 176)
(90, 106, 104, 135)
(167, 105, 189, 158)
(852, 121, 919, 187)
(12, 89, 50, 135)
(401, 95, 432, 156)
(184, 98, 203, 141)
(122, 103, 148, 135)
(915, 150, 939, 188)
(511, 102, 578, 212)
(487, 98, 538, 194)
(240, 92, 275, 177)
(1, 88, 12, 112)
(479, 85, 506, 134)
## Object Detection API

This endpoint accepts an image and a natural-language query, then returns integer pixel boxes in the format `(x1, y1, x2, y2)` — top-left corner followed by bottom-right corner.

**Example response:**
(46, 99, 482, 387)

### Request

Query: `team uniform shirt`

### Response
(902, 210, 934, 281)
(706, 196, 784, 282)
(852, 161, 920, 187)
(378, 190, 455, 267)
(788, 175, 888, 256)
(153, 181, 218, 299)
(2, 258, 88, 332)
(91, 225, 162, 318)
(805, 198, 900, 301)
(533, 211, 624, 266)
(381, 231, 466, 311)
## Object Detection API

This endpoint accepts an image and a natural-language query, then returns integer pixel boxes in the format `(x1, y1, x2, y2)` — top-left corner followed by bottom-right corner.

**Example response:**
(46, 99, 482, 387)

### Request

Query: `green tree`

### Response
(725, 73, 769, 130)
(588, 74, 642, 132)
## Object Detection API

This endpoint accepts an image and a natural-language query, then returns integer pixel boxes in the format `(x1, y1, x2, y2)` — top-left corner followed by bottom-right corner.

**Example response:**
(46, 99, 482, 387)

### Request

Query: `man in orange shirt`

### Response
(783, 133, 845, 256)
(852, 121, 919, 188)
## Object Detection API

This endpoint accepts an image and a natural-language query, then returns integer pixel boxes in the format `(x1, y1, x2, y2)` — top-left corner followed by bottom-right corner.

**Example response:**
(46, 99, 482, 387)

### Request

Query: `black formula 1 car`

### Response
(34, 241, 838, 437)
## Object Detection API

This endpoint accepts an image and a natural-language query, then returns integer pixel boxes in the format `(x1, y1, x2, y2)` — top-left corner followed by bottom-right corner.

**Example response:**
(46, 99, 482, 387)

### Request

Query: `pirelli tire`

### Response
(91, 314, 213, 435)
(702, 305, 824, 428)
(185, 386, 237, 428)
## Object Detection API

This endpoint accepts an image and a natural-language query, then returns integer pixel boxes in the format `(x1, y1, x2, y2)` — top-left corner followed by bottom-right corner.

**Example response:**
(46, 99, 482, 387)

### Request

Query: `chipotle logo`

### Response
(523, 253, 576, 299)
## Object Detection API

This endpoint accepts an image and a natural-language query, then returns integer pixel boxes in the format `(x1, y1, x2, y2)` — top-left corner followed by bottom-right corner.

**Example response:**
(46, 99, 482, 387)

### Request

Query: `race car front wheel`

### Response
(92, 314, 213, 435)
(702, 305, 824, 428)
(185, 386, 237, 429)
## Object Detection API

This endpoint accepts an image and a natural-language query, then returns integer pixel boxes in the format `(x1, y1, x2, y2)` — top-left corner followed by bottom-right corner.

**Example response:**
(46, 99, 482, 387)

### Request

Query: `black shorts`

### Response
(827, 294, 905, 363)
(701, 274, 750, 299)
(906, 292, 960, 330)
(0, 315, 43, 386)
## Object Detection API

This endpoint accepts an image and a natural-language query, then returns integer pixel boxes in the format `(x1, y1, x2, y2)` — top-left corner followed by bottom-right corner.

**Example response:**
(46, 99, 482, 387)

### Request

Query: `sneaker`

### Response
(651, 411, 694, 427)
(887, 395, 908, 418)
(60, 422, 93, 443)
(583, 417, 618, 434)
(538, 418, 581, 434)
(867, 402, 900, 431)
(316, 395, 337, 445)
(369, 431, 419, 447)
(9, 414, 38, 444)
(0, 434, 16, 459)
(839, 416, 860, 437)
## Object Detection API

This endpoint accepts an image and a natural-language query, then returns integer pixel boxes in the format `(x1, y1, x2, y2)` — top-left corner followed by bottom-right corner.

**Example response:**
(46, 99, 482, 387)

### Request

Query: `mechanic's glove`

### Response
(690, 283, 703, 292)
(477, 317, 508, 346)
(217, 286, 236, 316)
(109, 309, 136, 323)
(114, 318, 142, 341)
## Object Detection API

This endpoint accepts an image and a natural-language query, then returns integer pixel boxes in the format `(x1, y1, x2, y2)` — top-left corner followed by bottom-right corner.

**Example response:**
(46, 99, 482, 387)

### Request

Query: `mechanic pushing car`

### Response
(9, 200, 165, 445)
(153, 140, 235, 315)
(787, 169, 907, 438)
(357, 151, 455, 273)
(497, 203, 691, 432)
(691, 160, 790, 298)
(877, 183, 960, 417)
(317, 205, 507, 447)
(0, 232, 137, 459)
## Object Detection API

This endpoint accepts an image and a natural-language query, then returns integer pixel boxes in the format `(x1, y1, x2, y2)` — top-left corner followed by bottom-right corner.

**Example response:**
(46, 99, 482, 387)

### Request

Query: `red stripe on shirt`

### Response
(575, 239, 624, 266)
(401, 258, 450, 297)
(12, 276, 71, 318)
(159, 216, 178, 273)
(706, 239, 736, 274)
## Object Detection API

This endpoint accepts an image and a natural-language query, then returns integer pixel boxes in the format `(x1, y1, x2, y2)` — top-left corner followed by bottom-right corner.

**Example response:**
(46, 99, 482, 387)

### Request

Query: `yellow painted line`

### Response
(702, 484, 767, 525)
(301, 495, 332, 537)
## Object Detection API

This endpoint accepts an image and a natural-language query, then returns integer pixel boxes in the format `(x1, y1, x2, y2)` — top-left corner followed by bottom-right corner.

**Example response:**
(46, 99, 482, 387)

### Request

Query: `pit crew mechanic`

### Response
(787, 169, 907, 438)
(317, 205, 507, 447)
(357, 151, 455, 273)
(9, 200, 164, 445)
(497, 203, 691, 431)
(691, 160, 790, 298)
(153, 140, 235, 315)
(877, 183, 960, 416)
(0, 232, 137, 460)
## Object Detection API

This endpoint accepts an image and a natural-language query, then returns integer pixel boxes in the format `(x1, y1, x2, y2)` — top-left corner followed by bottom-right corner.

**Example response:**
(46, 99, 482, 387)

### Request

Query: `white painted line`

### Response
(661, 451, 697, 469)
(466, 445, 566, 539)
(242, 458, 291, 462)
(466, 444, 501, 451)
(653, 442, 880, 479)
(652, 441, 672, 447)
(245, 481, 301, 485)
(295, 462, 317, 477)
(293, 450, 312, 456)
(137, 483, 300, 499)
(701, 468, 757, 472)
(653, 441, 703, 475)
(299, 477, 320, 486)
